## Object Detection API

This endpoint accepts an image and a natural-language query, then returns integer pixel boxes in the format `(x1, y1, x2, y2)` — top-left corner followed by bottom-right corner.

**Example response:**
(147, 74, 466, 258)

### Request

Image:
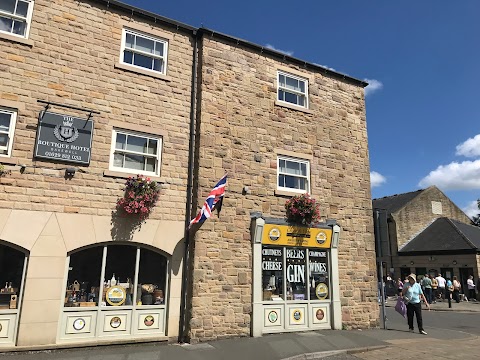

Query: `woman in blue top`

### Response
(402, 273, 430, 335)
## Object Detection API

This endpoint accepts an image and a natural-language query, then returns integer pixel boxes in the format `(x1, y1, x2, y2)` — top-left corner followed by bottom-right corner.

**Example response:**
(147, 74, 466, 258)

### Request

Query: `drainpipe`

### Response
(179, 29, 199, 343)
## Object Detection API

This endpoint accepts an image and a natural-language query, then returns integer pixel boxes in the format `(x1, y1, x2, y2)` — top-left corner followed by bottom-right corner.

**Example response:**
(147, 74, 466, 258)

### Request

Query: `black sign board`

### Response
(35, 111, 94, 165)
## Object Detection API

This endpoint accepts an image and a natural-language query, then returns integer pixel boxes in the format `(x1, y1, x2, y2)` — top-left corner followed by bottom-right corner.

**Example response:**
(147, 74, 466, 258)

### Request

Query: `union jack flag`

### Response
(189, 174, 227, 228)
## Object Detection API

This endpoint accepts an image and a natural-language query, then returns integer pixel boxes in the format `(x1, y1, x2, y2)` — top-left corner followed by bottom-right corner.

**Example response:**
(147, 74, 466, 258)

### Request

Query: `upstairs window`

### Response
(120, 28, 168, 75)
(0, 107, 17, 157)
(277, 71, 308, 108)
(277, 155, 310, 193)
(110, 129, 162, 176)
(0, 0, 34, 38)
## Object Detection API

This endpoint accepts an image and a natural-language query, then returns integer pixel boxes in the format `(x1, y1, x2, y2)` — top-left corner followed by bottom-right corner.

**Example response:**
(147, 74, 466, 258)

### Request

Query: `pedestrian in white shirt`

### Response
(435, 274, 446, 301)
(467, 275, 476, 301)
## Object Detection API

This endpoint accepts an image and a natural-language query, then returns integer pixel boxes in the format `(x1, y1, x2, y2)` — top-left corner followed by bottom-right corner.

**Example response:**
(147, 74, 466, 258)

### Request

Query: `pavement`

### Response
(1, 299, 479, 360)
(382, 295, 480, 312)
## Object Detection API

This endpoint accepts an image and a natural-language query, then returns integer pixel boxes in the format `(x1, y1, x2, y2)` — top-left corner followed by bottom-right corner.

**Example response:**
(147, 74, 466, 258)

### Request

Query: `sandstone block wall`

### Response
(0, 0, 193, 219)
(188, 36, 377, 341)
(394, 187, 471, 250)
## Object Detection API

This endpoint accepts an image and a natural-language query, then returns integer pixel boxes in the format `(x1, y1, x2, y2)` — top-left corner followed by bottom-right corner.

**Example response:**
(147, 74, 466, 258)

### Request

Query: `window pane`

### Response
(309, 250, 329, 300)
(125, 33, 134, 49)
(300, 163, 307, 176)
(145, 157, 156, 173)
(278, 174, 285, 188)
(284, 175, 295, 189)
(115, 133, 126, 150)
(154, 41, 164, 56)
(0, 113, 11, 131)
(279, 159, 286, 172)
(0, 244, 25, 310)
(284, 91, 298, 105)
(0, 133, 9, 147)
(137, 249, 167, 306)
(12, 19, 26, 36)
(278, 89, 285, 101)
(104, 246, 136, 307)
(0, 0, 15, 14)
(285, 160, 301, 175)
(126, 134, 148, 153)
(0, 16, 13, 33)
(262, 247, 284, 301)
(133, 52, 153, 70)
(279, 74, 285, 87)
(296, 177, 306, 190)
(147, 139, 157, 155)
(299, 81, 305, 93)
(153, 58, 163, 72)
(16, 1, 29, 17)
(298, 95, 305, 107)
(124, 154, 145, 171)
(285, 76, 299, 91)
(65, 247, 103, 307)
(286, 248, 307, 300)
(123, 50, 133, 64)
(135, 36, 154, 54)
(113, 152, 124, 168)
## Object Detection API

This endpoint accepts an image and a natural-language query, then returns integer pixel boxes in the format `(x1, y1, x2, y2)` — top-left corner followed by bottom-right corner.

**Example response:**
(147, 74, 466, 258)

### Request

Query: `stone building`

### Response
(372, 186, 479, 291)
(0, 0, 377, 350)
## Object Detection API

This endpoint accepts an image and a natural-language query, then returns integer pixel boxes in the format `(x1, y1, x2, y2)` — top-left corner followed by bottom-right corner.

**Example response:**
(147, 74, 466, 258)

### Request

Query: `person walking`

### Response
(431, 275, 438, 303)
(421, 274, 432, 304)
(452, 276, 461, 303)
(446, 278, 453, 308)
(435, 273, 446, 301)
(397, 277, 404, 297)
(467, 275, 476, 301)
(402, 273, 430, 335)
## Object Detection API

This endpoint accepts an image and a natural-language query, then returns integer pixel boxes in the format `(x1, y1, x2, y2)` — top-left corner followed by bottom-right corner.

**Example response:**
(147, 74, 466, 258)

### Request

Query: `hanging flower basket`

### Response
(285, 193, 320, 226)
(116, 175, 160, 218)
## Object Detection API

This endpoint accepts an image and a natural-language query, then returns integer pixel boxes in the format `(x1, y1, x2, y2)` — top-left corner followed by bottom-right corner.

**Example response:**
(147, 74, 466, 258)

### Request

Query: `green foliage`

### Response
(285, 193, 320, 226)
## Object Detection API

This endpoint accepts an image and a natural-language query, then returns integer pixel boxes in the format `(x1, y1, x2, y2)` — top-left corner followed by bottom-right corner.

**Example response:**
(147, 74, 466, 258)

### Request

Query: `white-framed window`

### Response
(277, 71, 308, 108)
(109, 128, 162, 176)
(277, 155, 310, 193)
(0, 107, 17, 157)
(0, 0, 34, 38)
(120, 28, 168, 75)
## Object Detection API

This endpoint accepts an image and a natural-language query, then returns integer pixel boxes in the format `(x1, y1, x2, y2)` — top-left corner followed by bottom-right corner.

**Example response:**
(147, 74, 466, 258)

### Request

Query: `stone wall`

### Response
(0, 0, 193, 219)
(394, 186, 471, 249)
(188, 35, 377, 341)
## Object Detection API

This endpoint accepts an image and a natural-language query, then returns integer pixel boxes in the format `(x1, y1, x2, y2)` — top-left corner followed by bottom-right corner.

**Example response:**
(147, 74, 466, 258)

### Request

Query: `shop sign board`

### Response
(35, 111, 94, 165)
(262, 224, 332, 248)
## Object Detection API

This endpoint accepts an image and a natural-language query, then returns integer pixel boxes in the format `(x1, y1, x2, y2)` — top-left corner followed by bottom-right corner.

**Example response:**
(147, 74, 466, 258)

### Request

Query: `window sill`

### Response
(0, 32, 33, 47)
(103, 169, 163, 183)
(275, 189, 308, 197)
(114, 63, 171, 82)
(275, 100, 313, 114)
(0, 156, 18, 165)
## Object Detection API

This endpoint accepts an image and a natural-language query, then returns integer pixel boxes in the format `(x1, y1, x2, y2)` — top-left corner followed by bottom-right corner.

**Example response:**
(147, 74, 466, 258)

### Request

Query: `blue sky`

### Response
(122, 0, 480, 218)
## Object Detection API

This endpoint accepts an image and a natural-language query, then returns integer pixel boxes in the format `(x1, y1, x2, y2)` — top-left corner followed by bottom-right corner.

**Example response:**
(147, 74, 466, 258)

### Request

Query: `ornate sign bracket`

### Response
(37, 99, 100, 121)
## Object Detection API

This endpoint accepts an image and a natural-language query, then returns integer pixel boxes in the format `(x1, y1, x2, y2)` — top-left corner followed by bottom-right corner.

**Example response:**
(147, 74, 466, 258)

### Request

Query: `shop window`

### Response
(64, 245, 168, 308)
(277, 155, 310, 193)
(0, 244, 26, 310)
(0, 0, 34, 39)
(120, 28, 168, 75)
(262, 245, 330, 302)
(262, 247, 284, 301)
(309, 249, 329, 300)
(109, 128, 162, 176)
(277, 71, 308, 108)
(0, 107, 17, 157)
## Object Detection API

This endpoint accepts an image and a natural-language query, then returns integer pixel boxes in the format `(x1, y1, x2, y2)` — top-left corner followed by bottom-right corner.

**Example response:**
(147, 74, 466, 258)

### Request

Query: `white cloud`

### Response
(370, 171, 386, 188)
(418, 160, 480, 190)
(313, 63, 336, 72)
(265, 44, 294, 56)
(463, 200, 479, 219)
(364, 79, 383, 96)
(455, 134, 480, 158)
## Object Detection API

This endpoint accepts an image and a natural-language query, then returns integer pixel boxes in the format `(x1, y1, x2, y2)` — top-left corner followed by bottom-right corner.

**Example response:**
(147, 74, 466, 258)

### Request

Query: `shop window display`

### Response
(64, 245, 168, 308)
(0, 244, 25, 310)
(262, 245, 330, 302)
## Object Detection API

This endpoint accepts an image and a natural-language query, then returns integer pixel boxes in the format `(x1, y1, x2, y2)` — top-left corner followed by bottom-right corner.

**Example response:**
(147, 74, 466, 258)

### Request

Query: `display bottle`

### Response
(111, 274, 117, 286)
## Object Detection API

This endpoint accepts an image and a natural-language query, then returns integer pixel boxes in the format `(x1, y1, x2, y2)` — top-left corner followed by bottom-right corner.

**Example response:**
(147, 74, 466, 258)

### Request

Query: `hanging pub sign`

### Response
(34, 111, 94, 165)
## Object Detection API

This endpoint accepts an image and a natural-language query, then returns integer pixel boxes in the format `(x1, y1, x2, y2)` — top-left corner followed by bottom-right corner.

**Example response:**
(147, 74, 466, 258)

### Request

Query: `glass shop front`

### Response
(59, 244, 169, 342)
(253, 222, 335, 335)
(0, 243, 27, 347)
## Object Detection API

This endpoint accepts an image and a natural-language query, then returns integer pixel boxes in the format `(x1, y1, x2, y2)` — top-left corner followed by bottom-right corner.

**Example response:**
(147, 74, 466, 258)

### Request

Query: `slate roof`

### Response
(399, 217, 480, 254)
(372, 189, 425, 215)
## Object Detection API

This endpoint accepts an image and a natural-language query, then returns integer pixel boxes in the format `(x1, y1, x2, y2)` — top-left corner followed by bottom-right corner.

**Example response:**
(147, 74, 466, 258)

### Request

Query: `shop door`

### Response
(459, 268, 474, 295)
(440, 268, 454, 280)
